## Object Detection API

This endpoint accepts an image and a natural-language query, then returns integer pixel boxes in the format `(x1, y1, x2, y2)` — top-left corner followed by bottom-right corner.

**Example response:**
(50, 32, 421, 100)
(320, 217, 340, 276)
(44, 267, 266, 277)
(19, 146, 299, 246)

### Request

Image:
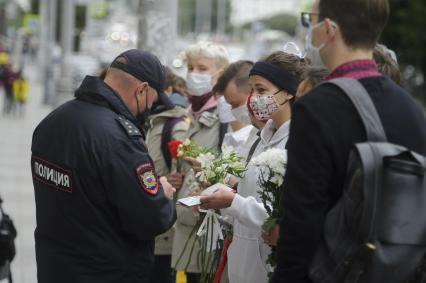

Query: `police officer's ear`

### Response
(136, 82, 149, 97)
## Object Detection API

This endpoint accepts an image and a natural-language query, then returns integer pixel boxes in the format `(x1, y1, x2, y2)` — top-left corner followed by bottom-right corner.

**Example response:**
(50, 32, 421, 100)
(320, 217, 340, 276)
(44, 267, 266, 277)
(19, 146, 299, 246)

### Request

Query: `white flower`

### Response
(221, 145, 235, 160)
(196, 153, 216, 168)
(271, 174, 284, 186)
(206, 170, 216, 180)
(177, 147, 184, 157)
(183, 139, 191, 146)
(251, 148, 287, 168)
(196, 171, 207, 182)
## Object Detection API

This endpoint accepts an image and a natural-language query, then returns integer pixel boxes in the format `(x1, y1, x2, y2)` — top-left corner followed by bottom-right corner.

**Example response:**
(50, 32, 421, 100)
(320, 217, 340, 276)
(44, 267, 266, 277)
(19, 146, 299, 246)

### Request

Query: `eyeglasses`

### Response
(301, 12, 320, 28)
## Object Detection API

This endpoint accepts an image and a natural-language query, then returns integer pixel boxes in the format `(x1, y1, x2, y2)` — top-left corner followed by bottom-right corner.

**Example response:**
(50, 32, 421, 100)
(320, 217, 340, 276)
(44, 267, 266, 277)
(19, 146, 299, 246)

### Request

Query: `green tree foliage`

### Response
(178, 0, 196, 34)
(382, 0, 426, 70)
(178, 0, 231, 35)
(262, 13, 298, 36)
(381, 0, 426, 103)
(242, 13, 298, 37)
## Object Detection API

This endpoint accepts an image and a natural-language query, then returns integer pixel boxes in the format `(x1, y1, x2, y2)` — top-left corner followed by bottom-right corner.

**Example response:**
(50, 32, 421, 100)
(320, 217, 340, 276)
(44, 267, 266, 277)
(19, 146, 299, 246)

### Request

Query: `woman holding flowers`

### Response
(170, 41, 229, 282)
(200, 51, 307, 283)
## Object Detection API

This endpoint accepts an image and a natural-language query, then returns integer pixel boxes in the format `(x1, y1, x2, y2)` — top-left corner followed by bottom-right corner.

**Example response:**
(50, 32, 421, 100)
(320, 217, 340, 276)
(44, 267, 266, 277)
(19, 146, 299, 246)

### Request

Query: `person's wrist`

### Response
(226, 191, 236, 207)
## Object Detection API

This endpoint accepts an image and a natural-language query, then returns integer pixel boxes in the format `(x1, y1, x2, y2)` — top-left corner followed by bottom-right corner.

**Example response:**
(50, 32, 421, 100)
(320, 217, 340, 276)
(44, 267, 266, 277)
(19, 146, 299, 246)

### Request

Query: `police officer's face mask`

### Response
(135, 90, 151, 125)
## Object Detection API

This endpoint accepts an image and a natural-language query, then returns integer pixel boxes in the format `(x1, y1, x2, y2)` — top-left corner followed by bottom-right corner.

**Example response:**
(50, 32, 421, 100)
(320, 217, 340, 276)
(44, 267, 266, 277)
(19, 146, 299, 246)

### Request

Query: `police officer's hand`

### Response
(159, 176, 176, 200)
(167, 172, 185, 190)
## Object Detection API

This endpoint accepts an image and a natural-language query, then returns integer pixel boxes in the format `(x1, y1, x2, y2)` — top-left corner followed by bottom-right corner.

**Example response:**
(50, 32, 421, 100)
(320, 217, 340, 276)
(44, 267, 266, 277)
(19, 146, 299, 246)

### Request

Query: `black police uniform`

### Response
(31, 76, 176, 283)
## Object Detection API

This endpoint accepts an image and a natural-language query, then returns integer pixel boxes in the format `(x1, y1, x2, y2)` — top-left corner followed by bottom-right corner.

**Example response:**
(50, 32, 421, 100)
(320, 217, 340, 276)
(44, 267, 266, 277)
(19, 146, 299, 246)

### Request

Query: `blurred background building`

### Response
(0, 0, 423, 107)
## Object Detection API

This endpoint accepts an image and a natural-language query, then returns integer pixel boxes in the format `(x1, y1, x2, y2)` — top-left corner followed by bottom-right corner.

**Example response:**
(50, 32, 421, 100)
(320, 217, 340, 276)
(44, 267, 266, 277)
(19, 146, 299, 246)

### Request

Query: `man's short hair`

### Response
(213, 60, 254, 94)
(319, 0, 390, 49)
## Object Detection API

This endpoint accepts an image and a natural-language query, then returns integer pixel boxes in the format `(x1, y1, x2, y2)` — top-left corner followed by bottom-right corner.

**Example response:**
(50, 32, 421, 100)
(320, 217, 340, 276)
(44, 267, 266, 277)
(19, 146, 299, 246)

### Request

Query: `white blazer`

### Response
(223, 119, 290, 283)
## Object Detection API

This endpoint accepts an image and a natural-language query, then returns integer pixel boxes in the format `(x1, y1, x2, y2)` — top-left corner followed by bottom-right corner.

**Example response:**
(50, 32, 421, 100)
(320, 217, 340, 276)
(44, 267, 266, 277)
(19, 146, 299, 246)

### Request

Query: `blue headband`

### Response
(249, 61, 298, 96)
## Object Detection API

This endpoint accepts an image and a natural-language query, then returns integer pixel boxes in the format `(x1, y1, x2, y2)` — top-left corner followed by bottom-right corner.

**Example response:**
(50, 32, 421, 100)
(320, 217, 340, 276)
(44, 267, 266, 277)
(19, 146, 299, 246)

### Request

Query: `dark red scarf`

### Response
(189, 92, 214, 112)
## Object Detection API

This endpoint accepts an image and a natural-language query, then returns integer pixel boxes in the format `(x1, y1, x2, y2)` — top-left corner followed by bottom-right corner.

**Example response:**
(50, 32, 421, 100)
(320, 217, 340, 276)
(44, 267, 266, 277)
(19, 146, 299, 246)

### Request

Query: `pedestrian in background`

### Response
(2, 63, 17, 116)
(169, 71, 189, 109)
(12, 71, 29, 117)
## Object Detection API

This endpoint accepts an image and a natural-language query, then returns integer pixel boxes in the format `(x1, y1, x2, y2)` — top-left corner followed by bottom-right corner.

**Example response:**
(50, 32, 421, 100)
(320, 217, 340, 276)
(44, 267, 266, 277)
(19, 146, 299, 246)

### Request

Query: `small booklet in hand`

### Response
(177, 196, 201, 207)
(177, 183, 229, 207)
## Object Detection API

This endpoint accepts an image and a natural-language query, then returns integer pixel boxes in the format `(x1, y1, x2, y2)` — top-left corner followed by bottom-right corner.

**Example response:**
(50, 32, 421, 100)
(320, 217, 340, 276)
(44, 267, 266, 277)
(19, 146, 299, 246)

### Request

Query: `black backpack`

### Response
(309, 78, 426, 283)
(0, 196, 16, 282)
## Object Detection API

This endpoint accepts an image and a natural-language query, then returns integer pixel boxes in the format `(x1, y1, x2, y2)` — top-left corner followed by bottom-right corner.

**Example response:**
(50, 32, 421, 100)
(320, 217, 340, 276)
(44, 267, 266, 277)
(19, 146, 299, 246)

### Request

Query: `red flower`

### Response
(168, 140, 183, 159)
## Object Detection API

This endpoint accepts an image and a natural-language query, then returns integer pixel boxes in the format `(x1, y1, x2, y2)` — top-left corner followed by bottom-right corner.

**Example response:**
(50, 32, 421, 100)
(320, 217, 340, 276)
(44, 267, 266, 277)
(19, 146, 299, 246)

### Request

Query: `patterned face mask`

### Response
(249, 89, 281, 121)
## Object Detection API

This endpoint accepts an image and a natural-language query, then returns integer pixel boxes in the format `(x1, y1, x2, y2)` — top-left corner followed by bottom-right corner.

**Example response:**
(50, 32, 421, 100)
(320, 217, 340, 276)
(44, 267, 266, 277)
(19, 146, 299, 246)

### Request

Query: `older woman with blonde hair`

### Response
(170, 41, 229, 283)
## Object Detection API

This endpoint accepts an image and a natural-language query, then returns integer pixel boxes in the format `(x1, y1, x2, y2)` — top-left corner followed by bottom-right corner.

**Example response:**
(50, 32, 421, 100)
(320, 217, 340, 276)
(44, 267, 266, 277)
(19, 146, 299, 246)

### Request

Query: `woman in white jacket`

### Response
(200, 51, 307, 283)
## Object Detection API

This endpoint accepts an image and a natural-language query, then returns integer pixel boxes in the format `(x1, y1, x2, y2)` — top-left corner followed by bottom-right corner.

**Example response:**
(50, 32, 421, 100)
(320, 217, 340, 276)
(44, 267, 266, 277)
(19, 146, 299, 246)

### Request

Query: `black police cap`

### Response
(110, 49, 174, 110)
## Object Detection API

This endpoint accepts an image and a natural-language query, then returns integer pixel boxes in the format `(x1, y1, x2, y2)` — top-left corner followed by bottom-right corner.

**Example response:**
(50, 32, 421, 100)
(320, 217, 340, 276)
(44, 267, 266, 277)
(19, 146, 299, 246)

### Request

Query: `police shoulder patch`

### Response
(135, 163, 158, 195)
(116, 116, 142, 137)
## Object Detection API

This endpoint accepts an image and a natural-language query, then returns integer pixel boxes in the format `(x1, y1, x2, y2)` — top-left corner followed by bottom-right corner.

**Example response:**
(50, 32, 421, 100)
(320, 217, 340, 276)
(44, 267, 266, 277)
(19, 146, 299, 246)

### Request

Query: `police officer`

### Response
(31, 49, 176, 283)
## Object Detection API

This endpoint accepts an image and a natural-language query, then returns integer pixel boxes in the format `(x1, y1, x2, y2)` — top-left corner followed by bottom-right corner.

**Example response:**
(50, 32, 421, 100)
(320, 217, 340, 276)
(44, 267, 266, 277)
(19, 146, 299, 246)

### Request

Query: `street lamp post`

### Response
(39, 0, 57, 105)
(195, 0, 212, 35)
(137, 0, 177, 65)
(55, 0, 75, 107)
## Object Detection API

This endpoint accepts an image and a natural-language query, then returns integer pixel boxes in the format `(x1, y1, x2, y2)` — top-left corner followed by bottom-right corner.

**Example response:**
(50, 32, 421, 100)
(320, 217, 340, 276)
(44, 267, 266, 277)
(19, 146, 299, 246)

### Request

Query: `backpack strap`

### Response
(161, 117, 184, 171)
(326, 78, 387, 142)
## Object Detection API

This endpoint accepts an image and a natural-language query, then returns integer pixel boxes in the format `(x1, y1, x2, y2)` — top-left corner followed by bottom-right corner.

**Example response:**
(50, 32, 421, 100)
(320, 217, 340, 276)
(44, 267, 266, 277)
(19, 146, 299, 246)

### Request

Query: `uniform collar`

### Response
(75, 76, 139, 126)
(326, 59, 381, 81)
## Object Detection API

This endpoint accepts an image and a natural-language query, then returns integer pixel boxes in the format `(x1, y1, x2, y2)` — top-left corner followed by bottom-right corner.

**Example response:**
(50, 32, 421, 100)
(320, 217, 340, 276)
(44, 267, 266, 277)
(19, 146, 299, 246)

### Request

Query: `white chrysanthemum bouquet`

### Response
(251, 148, 287, 271)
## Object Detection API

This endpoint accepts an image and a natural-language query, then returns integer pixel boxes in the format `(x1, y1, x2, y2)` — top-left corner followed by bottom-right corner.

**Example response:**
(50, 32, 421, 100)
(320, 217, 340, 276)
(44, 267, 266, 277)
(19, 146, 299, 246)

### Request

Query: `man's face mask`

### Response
(217, 96, 236, 123)
(305, 19, 338, 67)
(231, 104, 251, 126)
(135, 88, 152, 125)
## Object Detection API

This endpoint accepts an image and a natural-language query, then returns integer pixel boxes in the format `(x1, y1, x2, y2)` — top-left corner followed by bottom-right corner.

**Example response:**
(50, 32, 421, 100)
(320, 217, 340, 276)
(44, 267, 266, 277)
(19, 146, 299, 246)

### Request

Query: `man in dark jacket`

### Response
(31, 49, 177, 283)
(271, 0, 426, 282)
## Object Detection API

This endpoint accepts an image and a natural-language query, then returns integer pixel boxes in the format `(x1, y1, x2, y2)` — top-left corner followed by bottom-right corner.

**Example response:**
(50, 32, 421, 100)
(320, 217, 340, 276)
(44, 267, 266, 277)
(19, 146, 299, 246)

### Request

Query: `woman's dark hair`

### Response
(373, 44, 401, 85)
(164, 66, 175, 91)
(263, 51, 308, 85)
(262, 51, 308, 104)
(302, 66, 329, 89)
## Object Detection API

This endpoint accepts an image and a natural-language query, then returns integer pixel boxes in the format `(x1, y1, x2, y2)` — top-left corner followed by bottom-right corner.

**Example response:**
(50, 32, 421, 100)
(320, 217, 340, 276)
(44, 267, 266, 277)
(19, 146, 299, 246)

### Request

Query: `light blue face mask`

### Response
(305, 21, 327, 67)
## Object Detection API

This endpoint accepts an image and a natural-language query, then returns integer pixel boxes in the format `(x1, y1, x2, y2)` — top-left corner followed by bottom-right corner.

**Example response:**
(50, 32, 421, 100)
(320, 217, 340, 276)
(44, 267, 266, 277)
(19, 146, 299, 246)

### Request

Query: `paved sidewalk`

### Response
(0, 63, 52, 283)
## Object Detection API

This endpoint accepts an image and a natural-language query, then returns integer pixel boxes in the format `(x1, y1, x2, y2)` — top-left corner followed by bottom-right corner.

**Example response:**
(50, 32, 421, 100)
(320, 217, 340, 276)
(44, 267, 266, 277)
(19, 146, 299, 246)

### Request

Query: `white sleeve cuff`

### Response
(224, 193, 246, 219)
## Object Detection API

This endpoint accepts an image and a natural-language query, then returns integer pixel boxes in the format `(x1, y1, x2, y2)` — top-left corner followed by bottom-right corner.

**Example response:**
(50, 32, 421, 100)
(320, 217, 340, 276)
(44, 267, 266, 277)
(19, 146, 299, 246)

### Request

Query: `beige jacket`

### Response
(171, 106, 222, 273)
(146, 106, 190, 255)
